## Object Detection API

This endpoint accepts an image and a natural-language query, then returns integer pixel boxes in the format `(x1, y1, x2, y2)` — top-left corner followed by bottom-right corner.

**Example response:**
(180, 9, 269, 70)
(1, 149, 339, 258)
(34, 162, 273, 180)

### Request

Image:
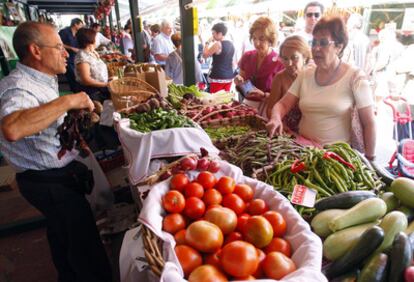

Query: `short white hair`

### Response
(161, 19, 172, 29)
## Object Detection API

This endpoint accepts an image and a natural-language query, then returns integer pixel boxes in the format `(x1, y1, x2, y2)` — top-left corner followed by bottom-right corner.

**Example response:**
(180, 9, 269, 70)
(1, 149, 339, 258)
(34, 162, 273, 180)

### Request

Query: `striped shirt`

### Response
(0, 62, 77, 172)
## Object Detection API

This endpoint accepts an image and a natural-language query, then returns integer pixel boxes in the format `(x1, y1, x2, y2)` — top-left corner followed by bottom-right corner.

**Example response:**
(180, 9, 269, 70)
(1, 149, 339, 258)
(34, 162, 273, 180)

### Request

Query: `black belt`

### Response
(16, 161, 94, 194)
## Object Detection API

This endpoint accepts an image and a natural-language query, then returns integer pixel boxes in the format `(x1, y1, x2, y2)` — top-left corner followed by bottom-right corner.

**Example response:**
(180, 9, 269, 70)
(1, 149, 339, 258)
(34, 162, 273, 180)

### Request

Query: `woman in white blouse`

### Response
(74, 28, 109, 102)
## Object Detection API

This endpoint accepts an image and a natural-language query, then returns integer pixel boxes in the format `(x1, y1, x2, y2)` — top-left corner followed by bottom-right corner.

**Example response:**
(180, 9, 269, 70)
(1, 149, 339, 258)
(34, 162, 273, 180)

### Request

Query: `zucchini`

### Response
(398, 206, 414, 223)
(329, 198, 387, 232)
(380, 192, 400, 212)
(373, 211, 408, 256)
(389, 232, 412, 282)
(406, 220, 414, 235)
(358, 253, 388, 282)
(391, 177, 414, 208)
(323, 222, 378, 261)
(311, 209, 346, 238)
(314, 191, 376, 211)
(324, 226, 384, 279)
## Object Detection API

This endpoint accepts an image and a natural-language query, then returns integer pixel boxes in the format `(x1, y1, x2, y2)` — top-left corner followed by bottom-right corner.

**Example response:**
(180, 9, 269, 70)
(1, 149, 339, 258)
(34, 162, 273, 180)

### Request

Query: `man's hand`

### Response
(68, 92, 95, 112)
(266, 116, 284, 137)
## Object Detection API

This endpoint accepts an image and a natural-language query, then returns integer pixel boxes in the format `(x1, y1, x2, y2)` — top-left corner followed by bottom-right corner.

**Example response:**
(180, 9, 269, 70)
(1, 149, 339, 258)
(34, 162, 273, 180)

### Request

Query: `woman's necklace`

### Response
(315, 59, 342, 86)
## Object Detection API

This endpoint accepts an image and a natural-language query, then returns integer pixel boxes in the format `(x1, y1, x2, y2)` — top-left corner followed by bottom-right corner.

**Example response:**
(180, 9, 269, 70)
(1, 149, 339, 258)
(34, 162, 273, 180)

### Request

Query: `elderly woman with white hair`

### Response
(151, 19, 175, 65)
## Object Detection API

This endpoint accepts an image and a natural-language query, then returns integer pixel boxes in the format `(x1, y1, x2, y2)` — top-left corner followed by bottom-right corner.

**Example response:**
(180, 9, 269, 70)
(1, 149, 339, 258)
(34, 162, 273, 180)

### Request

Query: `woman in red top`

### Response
(234, 16, 284, 115)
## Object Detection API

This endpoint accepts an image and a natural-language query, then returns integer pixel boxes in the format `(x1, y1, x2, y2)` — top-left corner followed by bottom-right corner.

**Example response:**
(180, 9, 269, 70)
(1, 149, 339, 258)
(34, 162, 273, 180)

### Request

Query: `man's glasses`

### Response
(306, 12, 321, 18)
(37, 43, 66, 52)
(311, 39, 335, 48)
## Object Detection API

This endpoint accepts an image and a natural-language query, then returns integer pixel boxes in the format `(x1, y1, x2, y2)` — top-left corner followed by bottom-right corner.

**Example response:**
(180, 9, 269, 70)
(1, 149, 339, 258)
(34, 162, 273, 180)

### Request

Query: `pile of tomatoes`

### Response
(162, 171, 297, 281)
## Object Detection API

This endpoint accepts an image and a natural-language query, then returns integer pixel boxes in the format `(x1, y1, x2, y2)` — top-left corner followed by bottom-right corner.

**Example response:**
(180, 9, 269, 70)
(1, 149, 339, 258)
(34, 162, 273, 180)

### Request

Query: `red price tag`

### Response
(291, 185, 317, 208)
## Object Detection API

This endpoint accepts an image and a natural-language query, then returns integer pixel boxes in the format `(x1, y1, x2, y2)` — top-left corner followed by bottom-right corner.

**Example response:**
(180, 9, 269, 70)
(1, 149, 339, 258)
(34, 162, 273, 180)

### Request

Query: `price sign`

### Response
(291, 185, 317, 208)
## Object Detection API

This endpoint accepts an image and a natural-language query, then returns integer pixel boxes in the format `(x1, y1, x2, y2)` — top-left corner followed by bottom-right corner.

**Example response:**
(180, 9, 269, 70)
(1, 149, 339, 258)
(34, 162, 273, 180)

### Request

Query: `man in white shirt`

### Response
(151, 20, 175, 65)
(91, 23, 112, 49)
(294, 1, 324, 45)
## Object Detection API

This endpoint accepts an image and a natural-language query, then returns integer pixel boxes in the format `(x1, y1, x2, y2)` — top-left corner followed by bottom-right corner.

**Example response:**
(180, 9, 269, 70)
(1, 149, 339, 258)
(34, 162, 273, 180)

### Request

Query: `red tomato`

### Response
(188, 265, 228, 282)
(263, 211, 287, 237)
(162, 213, 186, 234)
(235, 275, 255, 280)
(253, 248, 266, 278)
(215, 176, 236, 195)
(162, 190, 185, 213)
(220, 240, 259, 278)
(262, 252, 296, 280)
(234, 184, 254, 202)
(247, 199, 269, 215)
(175, 245, 202, 277)
(222, 193, 246, 215)
(203, 189, 222, 206)
(207, 204, 222, 210)
(196, 171, 217, 190)
(205, 207, 237, 235)
(186, 220, 223, 253)
(204, 249, 222, 270)
(224, 231, 243, 245)
(184, 182, 204, 198)
(170, 173, 189, 192)
(264, 237, 292, 257)
(174, 229, 186, 245)
(184, 197, 206, 219)
(243, 216, 273, 248)
(236, 213, 251, 233)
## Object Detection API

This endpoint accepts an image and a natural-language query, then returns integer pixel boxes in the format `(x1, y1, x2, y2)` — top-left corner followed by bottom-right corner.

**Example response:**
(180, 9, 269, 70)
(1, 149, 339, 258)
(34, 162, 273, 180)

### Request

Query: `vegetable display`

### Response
(204, 125, 251, 141)
(159, 157, 297, 280)
(168, 83, 204, 108)
(311, 176, 414, 281)
(128, 108, 195, 133)
(221, 131, 304, 176)
(253, 142, 383, 216)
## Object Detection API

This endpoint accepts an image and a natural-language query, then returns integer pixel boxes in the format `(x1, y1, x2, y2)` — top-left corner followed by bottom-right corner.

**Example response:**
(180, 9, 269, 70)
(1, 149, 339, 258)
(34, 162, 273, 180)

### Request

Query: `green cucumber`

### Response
(329, 198, 387, 232)
(311, 209, 346, 238)
(358, 253, 388, 282)
(389, 232, 412, 282)
(391, 177, 414, 208)
(406, 220, 414, 234)
(324, 226, 384, 279)
(380, 192, 400, 212)
(314, 191, 377, 211)
(373, 211, 408, 255)
(323, 222, 378, 261)
(398, 206, 414, 222)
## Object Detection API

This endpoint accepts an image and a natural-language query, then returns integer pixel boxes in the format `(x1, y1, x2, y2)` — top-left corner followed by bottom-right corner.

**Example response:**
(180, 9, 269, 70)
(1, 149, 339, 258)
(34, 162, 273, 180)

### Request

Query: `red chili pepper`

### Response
(323, 151, 356, 170)
(291, 159, 306, 173)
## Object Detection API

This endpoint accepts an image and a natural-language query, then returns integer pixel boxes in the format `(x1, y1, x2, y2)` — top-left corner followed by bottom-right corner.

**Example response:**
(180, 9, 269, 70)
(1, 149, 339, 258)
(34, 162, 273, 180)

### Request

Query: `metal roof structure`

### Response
(27, 0, 98, 14)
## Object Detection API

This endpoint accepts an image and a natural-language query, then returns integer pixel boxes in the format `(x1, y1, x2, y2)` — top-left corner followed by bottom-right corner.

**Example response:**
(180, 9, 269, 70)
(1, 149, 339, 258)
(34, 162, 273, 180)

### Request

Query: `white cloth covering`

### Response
(119, 160, 326, 282)
(113, 112, 219, 185)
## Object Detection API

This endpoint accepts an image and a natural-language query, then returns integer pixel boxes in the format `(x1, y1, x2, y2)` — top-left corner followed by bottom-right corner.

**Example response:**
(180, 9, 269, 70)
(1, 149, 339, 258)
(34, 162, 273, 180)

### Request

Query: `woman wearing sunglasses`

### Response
(267, 17, 376, 160)
(265, 36, 311, 133)
(233, 16, 284, 116)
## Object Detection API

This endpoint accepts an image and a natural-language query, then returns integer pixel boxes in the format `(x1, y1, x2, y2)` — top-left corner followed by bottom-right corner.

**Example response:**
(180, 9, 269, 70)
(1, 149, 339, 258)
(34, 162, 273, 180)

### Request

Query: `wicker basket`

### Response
(107, 61, 127, 77)
(108, 77, 159, 110)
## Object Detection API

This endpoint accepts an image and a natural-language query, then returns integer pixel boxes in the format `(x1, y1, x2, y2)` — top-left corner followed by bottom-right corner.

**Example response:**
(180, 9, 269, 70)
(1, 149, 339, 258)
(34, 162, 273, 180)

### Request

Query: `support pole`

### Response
(128, 0, 144, 62)
(114, 0, 124, 54)
(179, 0, 196, 85)
(109, 8, 114, 42)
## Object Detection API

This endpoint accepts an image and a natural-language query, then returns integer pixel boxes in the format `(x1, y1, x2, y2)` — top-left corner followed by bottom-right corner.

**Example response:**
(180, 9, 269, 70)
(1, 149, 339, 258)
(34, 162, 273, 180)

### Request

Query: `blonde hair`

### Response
(280, 35, 312, 62)
(249, 16, 278, 47)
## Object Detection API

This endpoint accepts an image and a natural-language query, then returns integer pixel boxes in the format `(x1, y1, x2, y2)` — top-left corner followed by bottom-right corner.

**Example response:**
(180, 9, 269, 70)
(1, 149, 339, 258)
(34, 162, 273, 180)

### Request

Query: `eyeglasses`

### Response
(251, 36, 268, 43)
(311, 38, 335, 48)
(37, 43, 66, 52)
(306, 12, 321, 18)
(281, 55, 301, 63)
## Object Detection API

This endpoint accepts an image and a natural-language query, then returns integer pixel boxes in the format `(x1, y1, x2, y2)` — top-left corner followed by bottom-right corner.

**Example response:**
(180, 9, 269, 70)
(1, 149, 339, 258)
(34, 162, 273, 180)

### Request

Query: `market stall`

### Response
(100, 59, 414, 282)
